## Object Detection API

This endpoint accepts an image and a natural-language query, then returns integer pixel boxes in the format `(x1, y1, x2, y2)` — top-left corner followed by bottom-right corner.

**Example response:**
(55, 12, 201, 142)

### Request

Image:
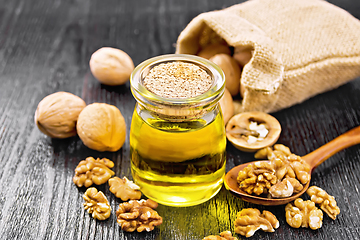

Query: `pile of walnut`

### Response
(35, 92, 127, 152)
(237, 144, 310, 198)
(221, 186, 340, 238)
(73, 157, 163, 232)
(35, 47, 133, 150)
(232, 144, 340, 236)
(203, 186, 341, 239)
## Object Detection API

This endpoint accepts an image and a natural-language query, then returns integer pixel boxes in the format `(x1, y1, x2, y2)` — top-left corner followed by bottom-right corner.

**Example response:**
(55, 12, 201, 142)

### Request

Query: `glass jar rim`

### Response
(130, 54, 225, 108)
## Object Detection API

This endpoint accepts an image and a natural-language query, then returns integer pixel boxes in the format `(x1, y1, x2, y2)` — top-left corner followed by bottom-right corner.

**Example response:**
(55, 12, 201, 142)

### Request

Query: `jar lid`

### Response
(130, 54, 225, 119)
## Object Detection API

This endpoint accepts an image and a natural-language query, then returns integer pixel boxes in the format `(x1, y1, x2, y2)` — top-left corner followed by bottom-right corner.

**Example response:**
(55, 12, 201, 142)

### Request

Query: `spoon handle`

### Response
(302, 125, 360, 170)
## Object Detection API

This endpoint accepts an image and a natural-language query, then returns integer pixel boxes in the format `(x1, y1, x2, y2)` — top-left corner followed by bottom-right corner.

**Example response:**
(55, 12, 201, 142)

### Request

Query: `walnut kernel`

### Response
(285, 198, 323, 230)
(287, 154, 311, 184)
(73, 157, 115, 187)
(116, 199, 162, 232)
(306, 186, 340, 220)
(203, 231, 238, 240)
(237, 161, 277, 195)
(109, 176, 142, 201)
(251, 144, 310, 199)
(269, 178, 294, 198)
(83, 187, 111, 220)
(234, 208, 279, 237)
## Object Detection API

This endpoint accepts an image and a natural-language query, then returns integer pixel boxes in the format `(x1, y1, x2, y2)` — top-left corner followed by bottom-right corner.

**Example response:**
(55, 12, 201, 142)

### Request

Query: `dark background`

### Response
(0, 0, 360, 239)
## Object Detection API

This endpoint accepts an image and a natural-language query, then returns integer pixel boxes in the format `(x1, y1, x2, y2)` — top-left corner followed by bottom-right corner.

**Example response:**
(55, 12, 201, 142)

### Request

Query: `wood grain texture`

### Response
(0, 0, 360, 239)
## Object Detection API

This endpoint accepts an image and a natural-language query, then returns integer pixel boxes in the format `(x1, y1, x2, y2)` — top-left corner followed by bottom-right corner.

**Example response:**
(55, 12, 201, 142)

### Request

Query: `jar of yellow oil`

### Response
(130, 54, 226, 207)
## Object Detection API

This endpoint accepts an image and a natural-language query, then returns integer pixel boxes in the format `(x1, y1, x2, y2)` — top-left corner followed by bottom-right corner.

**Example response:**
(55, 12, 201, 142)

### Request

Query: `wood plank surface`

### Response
(0, 0, 360, 239)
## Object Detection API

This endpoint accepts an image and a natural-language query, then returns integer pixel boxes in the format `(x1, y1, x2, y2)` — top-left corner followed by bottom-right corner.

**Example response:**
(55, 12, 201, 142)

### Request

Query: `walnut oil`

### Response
(130, 54, 226, 207)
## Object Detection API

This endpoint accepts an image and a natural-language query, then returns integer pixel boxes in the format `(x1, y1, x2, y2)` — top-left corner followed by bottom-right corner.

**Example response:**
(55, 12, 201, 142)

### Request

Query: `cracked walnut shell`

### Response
(34, 92, 86, 138)
(285, 198, 323, 230)
(83, 187, 111, 220)
(77, 103, 126, 152)
(234, 208, 279, 238)
(226, 112, 281, 152)
(73, 157, 115, 187)
(306, 186, 340, 220)
(116, 199, 162, 232)
(109, 176, 142, 201)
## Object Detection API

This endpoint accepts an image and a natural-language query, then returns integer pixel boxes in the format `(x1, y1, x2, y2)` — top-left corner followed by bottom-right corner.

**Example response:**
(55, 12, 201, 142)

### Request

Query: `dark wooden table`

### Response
(1, 0, 360, 239)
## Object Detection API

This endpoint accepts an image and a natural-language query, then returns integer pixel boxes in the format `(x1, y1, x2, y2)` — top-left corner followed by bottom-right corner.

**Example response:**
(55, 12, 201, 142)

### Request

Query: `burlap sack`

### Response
(175, 0, 360, 113)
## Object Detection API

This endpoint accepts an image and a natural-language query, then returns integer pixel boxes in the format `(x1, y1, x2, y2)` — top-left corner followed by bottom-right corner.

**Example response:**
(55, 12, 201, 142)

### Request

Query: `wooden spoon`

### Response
(224, 125, 360, 206)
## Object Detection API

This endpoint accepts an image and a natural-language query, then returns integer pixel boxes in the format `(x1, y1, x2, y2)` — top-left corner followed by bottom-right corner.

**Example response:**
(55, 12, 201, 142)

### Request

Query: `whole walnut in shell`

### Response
(197, 43, 231, 59)
(34, 92, 86, 138)
(219, 88, 234, 125)
(89, 47, 134, 86)
(209, 53, 241, 96)
(77, 103, 126, 152)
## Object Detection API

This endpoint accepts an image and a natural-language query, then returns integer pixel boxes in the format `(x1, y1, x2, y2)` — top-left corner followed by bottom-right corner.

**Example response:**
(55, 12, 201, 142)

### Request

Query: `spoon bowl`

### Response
(224, 125, 360, 206)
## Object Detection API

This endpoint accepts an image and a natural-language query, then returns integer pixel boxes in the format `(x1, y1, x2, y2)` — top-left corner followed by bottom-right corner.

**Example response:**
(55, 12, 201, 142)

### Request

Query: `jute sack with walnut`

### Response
(176, 0, 360, 113)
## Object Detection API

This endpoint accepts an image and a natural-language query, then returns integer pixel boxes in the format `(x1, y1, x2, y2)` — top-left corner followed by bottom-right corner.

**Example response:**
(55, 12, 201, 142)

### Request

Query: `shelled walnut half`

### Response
(234, 208, 279, 238)
(116, 199, 163, 232)
(285, 198, 323, 230)
(203, 231, 238, 240)
(73, 157, 115, 187)
(237, 161, 277, 195)
(307, 186, 340, 220)
(83, 187, 111, 220)
(109, 176, 142, 201)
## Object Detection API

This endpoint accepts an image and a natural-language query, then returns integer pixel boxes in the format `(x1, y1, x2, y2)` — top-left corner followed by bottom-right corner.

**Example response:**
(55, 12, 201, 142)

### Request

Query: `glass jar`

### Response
(129, 54, 226, 207)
